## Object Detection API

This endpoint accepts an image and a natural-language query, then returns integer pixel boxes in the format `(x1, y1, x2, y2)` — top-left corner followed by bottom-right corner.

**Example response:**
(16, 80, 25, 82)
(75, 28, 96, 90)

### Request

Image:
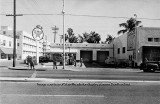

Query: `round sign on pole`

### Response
(32, 25, 44, 65)
(32, 25, 44, 41)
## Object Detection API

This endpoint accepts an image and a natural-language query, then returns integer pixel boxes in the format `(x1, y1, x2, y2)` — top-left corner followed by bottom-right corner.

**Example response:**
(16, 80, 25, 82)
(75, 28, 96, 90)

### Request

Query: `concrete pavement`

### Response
(6, 60, 139, 72)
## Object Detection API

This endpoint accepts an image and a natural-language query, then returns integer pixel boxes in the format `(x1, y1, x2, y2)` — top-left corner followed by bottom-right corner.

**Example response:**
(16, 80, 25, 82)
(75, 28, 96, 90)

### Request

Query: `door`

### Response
(80, 50, 92, 62)
(97, 51, 109, 63)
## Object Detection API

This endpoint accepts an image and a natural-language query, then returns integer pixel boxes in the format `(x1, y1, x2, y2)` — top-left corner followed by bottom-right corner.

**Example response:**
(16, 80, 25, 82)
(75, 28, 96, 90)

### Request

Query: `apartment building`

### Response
(0, 26, 49, 60)
(0, 27, 18, 59)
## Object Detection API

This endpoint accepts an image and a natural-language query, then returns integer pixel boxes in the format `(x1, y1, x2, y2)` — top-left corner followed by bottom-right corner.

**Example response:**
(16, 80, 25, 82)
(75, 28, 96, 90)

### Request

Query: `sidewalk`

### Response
(8, 62, 140, 72)
(8, 62, 87, 71)
(0, 59, 139, 72)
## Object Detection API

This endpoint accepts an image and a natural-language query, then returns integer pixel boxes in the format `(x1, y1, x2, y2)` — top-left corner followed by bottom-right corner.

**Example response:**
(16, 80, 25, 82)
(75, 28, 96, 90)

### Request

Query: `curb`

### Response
(0, 77, 160, 85)
(8, 67, 47, 71)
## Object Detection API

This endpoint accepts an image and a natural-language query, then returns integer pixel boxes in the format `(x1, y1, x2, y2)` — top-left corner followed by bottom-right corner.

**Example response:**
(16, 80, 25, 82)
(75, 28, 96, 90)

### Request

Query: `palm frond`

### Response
(117, 29, 127, 35)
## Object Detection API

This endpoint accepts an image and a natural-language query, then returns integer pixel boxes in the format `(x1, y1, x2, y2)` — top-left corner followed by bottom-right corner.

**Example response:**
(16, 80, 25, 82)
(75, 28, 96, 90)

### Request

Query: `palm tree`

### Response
(82, 31, 101, 43)
(118, 16, 142, 35)
(106, 34, 115, 44)
(78, 34, 84, 43)
(65, 28, 78, 43)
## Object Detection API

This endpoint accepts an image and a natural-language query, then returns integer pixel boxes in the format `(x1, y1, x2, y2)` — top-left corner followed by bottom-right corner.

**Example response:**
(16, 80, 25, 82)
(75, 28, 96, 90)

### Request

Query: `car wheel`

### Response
(150, 68, 155, 72)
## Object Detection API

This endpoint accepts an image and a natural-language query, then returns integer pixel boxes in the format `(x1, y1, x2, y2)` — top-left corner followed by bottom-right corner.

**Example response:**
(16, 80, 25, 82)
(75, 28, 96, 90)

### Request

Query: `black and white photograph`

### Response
(0, 0, 160, 104)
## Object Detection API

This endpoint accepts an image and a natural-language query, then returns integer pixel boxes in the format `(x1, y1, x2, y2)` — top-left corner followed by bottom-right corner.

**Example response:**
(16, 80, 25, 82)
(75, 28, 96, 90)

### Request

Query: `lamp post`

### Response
(62, 0, 65, 69)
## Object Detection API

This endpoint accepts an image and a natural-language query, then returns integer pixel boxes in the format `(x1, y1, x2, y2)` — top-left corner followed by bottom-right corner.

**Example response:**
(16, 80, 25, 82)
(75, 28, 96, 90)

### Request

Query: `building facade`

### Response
(2, 25, 160, 67)
(113, 33, 133, 66)
(114, 27, 160, 67)
(48, 43, 113, 63)
(135, 27, 160, 66)
(0, 26, 18, 59)
(0, 26, 48, 60)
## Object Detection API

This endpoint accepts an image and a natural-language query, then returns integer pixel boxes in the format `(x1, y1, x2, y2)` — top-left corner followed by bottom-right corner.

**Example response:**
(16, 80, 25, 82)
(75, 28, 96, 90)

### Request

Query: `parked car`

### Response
(39, 56, 49, 63)
(140, 57, 160, 72)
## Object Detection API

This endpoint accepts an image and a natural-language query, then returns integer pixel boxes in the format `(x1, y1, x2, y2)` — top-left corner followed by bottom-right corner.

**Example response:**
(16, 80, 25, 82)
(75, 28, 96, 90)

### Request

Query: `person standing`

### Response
(74, 58, 76, 67)
(53, 58, 57, 69)
(30, 57, 35, 70)
(80, 58, 83, 67)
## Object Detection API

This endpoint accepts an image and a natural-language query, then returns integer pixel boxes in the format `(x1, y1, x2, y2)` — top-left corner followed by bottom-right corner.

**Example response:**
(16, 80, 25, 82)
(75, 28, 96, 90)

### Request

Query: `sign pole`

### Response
(32, 25, 44, 65)
(36, 40, 39, 64)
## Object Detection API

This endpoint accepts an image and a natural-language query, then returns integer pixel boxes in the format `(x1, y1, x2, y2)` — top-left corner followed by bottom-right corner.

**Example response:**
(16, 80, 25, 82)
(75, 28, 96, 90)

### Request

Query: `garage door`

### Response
(97, 51, 109, 63)
(80, 51, 92, 62)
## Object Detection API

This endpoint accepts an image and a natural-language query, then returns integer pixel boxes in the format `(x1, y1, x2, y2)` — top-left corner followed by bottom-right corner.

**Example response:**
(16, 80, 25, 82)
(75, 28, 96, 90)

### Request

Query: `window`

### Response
(117, 48, 120, 54)
(129, 55, 133, 61)
(3, 31, 6, 34)
(3, 40, 6, 46)
(17, 43, 19, 46)
(148, 38, 153, 42)
(154, 38, 160, 42)
(122, 47, 125, 53)
(9, 41, 11, 47)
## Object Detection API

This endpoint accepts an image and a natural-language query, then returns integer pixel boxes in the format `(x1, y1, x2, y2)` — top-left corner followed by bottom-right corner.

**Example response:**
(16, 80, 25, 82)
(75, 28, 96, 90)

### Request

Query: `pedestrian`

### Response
(74, 58, 76, 67)
(27, 56, 31, 69)
(30, 57, 35, 70)
(80, 58, 83, 67)
(53, 58, 57, 69)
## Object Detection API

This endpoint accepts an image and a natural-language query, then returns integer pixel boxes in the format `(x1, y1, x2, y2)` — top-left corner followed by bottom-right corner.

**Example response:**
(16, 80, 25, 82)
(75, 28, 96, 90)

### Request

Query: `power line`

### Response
(1, 13, 160, 21)
(67, 14, 160, 21)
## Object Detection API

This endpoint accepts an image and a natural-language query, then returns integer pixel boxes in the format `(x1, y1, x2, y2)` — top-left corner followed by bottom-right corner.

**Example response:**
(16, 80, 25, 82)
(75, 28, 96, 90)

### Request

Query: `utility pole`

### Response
(52, 26, 59, 43)
(59, 35, 63, 43)
(62, 0, 65, 69)
(6, 0, 22, 67)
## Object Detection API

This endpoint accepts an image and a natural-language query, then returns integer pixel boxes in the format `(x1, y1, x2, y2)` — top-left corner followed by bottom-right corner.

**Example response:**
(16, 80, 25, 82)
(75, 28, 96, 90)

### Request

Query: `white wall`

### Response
(114, 33, 129, 60)
(49, 43, 113, 61)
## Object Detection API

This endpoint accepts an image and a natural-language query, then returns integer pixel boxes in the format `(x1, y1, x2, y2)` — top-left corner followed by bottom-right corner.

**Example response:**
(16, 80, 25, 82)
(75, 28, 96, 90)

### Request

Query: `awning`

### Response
(0, 47, 13, 54)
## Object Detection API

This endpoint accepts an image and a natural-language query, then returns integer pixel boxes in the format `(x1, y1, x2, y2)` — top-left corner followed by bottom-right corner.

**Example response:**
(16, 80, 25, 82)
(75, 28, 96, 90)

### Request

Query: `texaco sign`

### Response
(32, 25, 44, 41)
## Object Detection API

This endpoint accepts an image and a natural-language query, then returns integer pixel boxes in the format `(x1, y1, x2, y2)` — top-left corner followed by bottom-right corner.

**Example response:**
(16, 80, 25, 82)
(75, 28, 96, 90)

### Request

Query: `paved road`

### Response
(1, 60, 160, 104)
(1, 66, 160, 81)
(1, 81, 160, 104)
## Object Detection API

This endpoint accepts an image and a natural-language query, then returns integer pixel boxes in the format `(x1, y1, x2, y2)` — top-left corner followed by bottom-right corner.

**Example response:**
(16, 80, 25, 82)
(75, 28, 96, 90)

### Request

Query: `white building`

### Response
(113, 27, 160, 67)
(0, 26, 49, 60)
(113, 33, 133, 66)
(48, 43, 113, 63)
(0, 26, 19, 59)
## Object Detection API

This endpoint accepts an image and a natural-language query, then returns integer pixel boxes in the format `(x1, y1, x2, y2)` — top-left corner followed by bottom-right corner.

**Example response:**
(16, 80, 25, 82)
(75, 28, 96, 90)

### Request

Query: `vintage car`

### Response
(140, 57, 160, 72)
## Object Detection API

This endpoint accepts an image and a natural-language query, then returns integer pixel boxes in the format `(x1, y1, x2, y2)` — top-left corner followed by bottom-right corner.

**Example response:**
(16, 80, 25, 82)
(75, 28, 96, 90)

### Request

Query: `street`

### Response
(0, 60, 160, 104)
(1, 81, 160, 104)
(1, 66, 160, 81)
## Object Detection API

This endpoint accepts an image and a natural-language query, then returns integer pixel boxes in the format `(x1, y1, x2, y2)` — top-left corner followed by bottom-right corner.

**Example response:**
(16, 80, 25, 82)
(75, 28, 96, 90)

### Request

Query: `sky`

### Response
(0, 0, 160, 43)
